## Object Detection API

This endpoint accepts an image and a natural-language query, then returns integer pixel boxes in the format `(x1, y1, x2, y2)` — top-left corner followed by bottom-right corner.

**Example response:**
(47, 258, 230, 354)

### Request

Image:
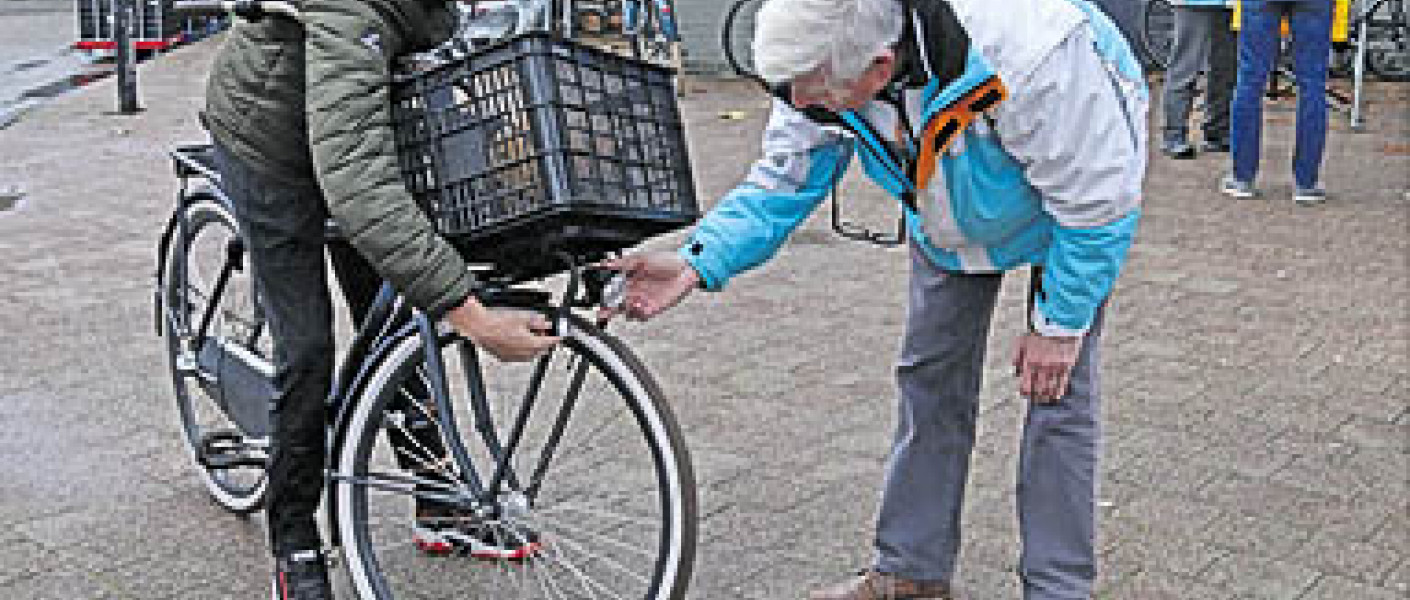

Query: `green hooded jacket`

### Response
(203, 0, 474, 316)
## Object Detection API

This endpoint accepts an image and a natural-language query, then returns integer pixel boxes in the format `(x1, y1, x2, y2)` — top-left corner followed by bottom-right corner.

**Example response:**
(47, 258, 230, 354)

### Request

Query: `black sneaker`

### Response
(1201, 138, 1230, 153)
(1161, 139, 1196, 159)
(272, 549, 333, 600)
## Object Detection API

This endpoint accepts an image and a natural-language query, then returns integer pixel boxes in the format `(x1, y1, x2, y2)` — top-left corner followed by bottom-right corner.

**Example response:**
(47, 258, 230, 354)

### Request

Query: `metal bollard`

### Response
(114, 0, 141, 114)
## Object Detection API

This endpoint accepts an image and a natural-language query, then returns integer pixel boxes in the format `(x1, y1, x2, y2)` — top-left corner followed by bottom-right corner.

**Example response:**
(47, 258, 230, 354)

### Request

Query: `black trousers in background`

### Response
(1161, 6, 1238, 144)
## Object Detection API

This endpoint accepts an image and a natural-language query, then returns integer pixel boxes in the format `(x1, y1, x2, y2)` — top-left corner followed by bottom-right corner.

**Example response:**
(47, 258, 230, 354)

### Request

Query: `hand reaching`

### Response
(446, 298, 561, 362)
(598, 252, 700, 322)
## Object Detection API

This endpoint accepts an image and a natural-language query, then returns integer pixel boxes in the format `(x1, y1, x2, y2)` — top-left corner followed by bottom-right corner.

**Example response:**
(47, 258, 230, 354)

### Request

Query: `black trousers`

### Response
(213, 144, 444, 556)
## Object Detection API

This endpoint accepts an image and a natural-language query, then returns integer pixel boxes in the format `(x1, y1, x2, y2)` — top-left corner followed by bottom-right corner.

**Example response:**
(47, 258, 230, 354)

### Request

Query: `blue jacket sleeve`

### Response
(991, 20, 1148, 335)
(1032, 210, 1139, 335)
(678, 142, 851, 290)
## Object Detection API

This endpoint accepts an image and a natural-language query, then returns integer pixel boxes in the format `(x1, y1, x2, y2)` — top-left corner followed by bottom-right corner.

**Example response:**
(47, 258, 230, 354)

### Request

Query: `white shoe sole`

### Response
(1222, 186, 1257, 199)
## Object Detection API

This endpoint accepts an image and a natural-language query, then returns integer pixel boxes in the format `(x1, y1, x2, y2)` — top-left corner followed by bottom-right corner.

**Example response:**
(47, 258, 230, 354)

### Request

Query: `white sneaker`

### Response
(1220, 174, 1259, 198)
(1293, 186, 1327, 206)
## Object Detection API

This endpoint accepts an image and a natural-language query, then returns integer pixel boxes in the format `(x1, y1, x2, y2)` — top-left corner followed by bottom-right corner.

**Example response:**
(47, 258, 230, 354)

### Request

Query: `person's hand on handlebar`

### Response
(446, 297, 560, 362)
(598, 252, 700, 322)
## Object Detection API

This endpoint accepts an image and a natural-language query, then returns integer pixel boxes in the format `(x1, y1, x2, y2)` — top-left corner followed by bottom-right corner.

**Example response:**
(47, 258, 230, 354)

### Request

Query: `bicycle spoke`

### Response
(534, 531, 615, 600)
(385, 407, 463, 485)
(332, 471, 465, 505)
(525, 511, 656, 562)
(530, 401, 630, 483)
(533, 525, 642, 597)
(533, 561, 574, 600)
(535, 498, 662, 530)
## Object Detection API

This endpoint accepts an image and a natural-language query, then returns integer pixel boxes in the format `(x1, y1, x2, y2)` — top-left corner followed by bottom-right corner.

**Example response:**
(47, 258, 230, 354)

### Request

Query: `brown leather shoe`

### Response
(808, 570, 956, 600)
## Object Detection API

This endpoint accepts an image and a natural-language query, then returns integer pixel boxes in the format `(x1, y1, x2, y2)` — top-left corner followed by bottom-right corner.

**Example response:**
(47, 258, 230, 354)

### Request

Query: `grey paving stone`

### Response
(1104, 493, 1225, 540)
(0, 536, 59, 585)
(1290, 531, 1401, 587)
(0, 570, 121, 600)
(1197, 472, 1341, 522)
(1336, 416, 1410, 452)
(1104, 534, 1228, 579)
(1101, 567, 1230, 600)
(1109, 449, 1224, 496)
(1201, 511, 1315, 561)
(1281, 447, 1408, 502)
(1200, 554, 1321, 599)
(1299, 574, 1404, 600)
(1383, 557, 1410, 594)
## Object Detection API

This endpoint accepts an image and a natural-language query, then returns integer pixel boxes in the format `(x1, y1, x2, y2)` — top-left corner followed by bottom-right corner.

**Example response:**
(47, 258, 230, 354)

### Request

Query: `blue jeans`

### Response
(1230, 0, 1333, 189)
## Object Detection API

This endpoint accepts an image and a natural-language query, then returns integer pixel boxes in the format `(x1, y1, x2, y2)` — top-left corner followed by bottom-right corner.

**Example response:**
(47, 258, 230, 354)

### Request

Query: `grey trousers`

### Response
(873, 247, 1105, 600)
(1161, 6, 1238, 143)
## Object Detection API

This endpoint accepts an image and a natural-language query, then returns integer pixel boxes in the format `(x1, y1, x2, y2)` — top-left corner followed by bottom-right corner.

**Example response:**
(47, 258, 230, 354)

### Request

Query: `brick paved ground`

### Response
(0, 39, 1404, 599)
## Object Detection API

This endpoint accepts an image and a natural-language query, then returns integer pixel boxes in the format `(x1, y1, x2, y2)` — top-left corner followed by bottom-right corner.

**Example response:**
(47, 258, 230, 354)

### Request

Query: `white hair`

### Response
(752, 0, 905, 85)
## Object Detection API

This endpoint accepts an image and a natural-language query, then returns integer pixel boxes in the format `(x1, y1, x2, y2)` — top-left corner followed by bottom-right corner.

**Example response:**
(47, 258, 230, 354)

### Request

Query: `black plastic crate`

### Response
(393, 33, 699, 282)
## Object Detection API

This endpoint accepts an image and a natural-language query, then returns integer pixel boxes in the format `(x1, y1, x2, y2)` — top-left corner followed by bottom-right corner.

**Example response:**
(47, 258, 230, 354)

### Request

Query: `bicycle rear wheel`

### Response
(333, 315, 697, 600)
(1142, 0, 1177, 72)
(1365, 0, 1410, 81)
(162, 198, 271, 513)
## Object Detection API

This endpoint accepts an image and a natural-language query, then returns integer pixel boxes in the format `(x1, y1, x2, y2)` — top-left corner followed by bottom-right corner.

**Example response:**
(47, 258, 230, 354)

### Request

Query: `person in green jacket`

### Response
(203, 2, 559, 597)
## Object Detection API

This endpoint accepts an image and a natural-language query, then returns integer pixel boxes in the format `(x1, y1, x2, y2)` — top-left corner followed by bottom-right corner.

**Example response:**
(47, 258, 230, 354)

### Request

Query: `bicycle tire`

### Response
(162, 198, 270, 514)
(333, 315, 697, 600)
(1141, 0, 1177, 72)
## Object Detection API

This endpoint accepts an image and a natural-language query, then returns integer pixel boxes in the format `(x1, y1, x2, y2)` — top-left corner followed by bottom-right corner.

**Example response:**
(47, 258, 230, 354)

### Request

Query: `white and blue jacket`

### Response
(679, 0, 1148, 336)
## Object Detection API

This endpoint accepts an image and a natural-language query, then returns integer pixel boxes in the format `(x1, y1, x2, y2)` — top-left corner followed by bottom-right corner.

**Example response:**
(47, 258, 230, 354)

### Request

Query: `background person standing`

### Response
(1222, 0, 1334, 204)
(1160, 0, 1238, 158)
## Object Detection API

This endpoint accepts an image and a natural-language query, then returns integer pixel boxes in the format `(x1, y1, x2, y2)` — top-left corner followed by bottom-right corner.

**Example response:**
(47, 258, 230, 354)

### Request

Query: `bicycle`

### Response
(156, 1, 699, 598)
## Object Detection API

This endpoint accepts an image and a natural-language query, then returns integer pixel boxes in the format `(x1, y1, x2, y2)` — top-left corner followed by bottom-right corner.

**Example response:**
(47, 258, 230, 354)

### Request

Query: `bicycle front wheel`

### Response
(333, 315, 697, 600)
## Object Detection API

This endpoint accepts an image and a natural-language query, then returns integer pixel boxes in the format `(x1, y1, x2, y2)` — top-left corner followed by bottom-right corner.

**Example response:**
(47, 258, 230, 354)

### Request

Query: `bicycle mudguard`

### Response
(154, 208, 180, 336)
(153, 185, 221, 336)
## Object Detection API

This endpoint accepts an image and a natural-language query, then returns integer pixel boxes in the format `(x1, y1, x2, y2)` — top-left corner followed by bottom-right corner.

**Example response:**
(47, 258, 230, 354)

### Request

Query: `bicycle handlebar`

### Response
(171, 0, 300, 20)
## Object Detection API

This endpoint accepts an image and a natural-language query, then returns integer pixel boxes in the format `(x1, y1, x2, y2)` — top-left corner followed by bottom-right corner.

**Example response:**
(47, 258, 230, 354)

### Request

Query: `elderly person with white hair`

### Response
(604, 0, 1146, 598)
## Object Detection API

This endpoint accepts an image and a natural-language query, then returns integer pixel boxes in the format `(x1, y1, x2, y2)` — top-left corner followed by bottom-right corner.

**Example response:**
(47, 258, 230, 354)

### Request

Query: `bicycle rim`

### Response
(334, 318, 696, 600)
(164, 199, 270, 513)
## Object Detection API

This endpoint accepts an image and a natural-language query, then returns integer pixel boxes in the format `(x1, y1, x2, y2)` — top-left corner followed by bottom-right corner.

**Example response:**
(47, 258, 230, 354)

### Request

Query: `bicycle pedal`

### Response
(198, 430, 269, 469)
